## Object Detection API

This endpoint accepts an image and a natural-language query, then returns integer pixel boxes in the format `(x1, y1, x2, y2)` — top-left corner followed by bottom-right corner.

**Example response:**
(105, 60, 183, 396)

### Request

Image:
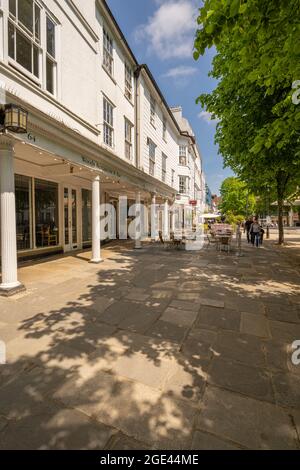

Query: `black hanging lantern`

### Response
(4, 104, 28, 133)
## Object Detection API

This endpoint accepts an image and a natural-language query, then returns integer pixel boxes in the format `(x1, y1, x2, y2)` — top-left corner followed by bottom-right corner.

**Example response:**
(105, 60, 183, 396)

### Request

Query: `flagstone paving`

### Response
(0, 233, 300, 449)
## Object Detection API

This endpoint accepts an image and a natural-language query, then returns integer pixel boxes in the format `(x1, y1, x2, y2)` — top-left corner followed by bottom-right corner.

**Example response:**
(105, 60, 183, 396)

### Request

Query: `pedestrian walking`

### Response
(260, 227, 265, 245)
(244, 217, 253, 243)
(250, 218, 261, 247)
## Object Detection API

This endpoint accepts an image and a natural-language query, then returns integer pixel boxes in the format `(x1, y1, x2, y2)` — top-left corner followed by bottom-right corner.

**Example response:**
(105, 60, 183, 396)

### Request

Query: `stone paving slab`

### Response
(225, 298, 265, 315)
(0, 366, 66, 420)
(196, 306, 241, 332)
(107, 433, 154, 450)
(169, 300, 200, 312)
(108, 350, 178, 390)
(146, 320, 189, 344)
(0, 404, 116, 450)
(110, 330, 181, 359)
(199, 298, 225, 308)
(208, 357, 275, 403)
(162, 356, 210, 403)
(0, 417, 8, 433)
(53, 370, 197, 449)
(212, 331, 266, 367)
(117, 309, 161, 335)
(191, 430, 241, 450)
(264, 340, 300, 375)
(196, 386, 298, 449)
(176, 292, 201, 302)
(292, 410, 300, 441)
(160, 307, 198, 328)
(265, 303, 300, 324)
(240, 312, 271, 338)
(269, 321, 300, 342)
(181, 328, 217, 359)
(0, 238, 300, 449)
(272, 372, 300, 409)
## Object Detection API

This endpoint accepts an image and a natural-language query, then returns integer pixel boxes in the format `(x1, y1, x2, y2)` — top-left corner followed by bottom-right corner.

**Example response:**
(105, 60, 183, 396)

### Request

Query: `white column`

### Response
(170, 210, 175, 232)
(0, 143, 23, 294)
(135, 191, 142, 249)
(151, 193, 157, 241)
(90, 176, 102, 263)
(163, 199, 169, 239)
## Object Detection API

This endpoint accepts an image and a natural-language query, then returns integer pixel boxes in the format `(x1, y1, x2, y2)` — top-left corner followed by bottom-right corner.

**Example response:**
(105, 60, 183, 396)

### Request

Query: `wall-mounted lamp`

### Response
(0, 104, 28, 134)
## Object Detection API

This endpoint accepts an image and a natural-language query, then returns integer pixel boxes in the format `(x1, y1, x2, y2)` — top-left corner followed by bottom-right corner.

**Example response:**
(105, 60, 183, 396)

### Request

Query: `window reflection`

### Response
(82, 189, 92, 243)
(15, 174, 31, 250)
(35, 179, 59, 247)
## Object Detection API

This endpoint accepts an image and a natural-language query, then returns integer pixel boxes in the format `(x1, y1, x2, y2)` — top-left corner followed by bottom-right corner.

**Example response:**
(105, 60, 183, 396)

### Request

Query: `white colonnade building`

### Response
(0, 0, 206, 295)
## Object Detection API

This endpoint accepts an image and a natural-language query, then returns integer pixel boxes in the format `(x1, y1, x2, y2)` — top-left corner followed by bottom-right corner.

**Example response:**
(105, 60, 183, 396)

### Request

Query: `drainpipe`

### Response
(134, 66, 142, 170)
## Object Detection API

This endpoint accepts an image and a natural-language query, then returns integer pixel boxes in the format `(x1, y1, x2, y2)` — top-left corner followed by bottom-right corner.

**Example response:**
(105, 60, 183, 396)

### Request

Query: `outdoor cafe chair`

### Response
(206, 232, 219, 250)
(218, 235, 232, 253)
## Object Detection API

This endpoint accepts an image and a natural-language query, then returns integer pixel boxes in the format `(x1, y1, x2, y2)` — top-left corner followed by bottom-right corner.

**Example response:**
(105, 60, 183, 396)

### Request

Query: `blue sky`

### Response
(107, 0, 234, 194)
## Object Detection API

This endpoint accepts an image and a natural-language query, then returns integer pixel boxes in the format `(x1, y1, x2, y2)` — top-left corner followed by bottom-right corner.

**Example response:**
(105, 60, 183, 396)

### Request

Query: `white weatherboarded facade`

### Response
(0, 0, 206, 295)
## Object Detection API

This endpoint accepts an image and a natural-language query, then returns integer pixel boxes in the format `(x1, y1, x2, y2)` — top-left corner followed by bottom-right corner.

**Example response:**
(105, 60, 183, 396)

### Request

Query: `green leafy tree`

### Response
(194, 0, 300, 244)
(219, 177, 256, 216)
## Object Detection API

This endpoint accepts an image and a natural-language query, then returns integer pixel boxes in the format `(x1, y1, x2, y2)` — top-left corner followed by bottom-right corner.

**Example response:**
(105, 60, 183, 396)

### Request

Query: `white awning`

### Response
(202, 213, 221, 218)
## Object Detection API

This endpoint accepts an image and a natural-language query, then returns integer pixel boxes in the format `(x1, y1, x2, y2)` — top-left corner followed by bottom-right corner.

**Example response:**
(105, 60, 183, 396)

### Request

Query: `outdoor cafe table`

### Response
(215, 232, 232, 251)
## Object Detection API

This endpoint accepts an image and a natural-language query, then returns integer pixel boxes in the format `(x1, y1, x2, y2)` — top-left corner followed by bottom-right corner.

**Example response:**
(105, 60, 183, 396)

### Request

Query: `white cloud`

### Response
(162, 65, 197, 79)
(134, 1, 197, 60)
(198, 111, 220, 125)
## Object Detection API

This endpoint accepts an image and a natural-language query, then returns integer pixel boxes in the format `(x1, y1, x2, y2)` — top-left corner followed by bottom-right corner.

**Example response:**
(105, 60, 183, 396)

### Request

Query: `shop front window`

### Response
(15, 174, 32, 250)
(35, 179, 59, 247)
(82, 189, 92, 243)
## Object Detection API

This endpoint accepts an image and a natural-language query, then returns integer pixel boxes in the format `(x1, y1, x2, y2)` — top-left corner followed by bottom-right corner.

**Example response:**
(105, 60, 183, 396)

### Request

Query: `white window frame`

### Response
(162, 153, 167, 183)
(125, 117, 133, 160)
(103, 27, 114, 76)
(150, 95, 156, 127)
(125, 62, 133, 101)
(7, 0, 42, 84)
(103, 96, 114, 148)
(163, 116, 167, 141)
(45, 14, 57, 95)
(179, 175, 188, 194)
(7, 1, 57, 96)
(179, 146, 187, 166)
(148, 138, 156, 177)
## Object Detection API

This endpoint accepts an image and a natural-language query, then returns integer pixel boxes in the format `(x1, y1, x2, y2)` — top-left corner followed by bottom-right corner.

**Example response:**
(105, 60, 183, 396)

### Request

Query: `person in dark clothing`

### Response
(260, 227, 265, 245)
(244, 217, 253, 243)
(250, 218, 261, 247)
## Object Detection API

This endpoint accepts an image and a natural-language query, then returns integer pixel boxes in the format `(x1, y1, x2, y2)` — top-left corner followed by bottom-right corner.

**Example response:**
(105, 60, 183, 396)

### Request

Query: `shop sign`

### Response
(81, 156, 121, 179)
(81, 156, 102, 170)
(189, 200, 197, 206)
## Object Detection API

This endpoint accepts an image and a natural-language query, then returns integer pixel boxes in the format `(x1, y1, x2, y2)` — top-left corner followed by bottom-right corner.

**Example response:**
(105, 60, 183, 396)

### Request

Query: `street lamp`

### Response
(0, 104, 28, 134)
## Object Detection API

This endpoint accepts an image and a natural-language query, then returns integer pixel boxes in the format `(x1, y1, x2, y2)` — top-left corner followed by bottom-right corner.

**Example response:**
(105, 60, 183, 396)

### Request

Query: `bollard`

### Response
(266, 225, 270, 239)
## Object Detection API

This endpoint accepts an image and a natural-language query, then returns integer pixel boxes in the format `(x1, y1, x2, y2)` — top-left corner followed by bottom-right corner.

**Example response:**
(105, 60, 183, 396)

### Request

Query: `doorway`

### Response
(64, 187, 79, 251)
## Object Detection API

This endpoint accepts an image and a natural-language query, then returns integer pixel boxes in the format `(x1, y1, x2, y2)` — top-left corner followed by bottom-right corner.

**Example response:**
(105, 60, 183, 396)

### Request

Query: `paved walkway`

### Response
(0, 234, 300, 450)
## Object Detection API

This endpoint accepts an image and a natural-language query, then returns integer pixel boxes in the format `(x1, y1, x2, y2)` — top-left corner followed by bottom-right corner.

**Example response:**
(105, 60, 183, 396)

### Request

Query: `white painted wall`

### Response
(139, 73, 179, 192)
(0, 0, 206, 201)
(0, 0, 135, 165)
(94, 4, 136, 165)
(171, 106, 205, 207)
